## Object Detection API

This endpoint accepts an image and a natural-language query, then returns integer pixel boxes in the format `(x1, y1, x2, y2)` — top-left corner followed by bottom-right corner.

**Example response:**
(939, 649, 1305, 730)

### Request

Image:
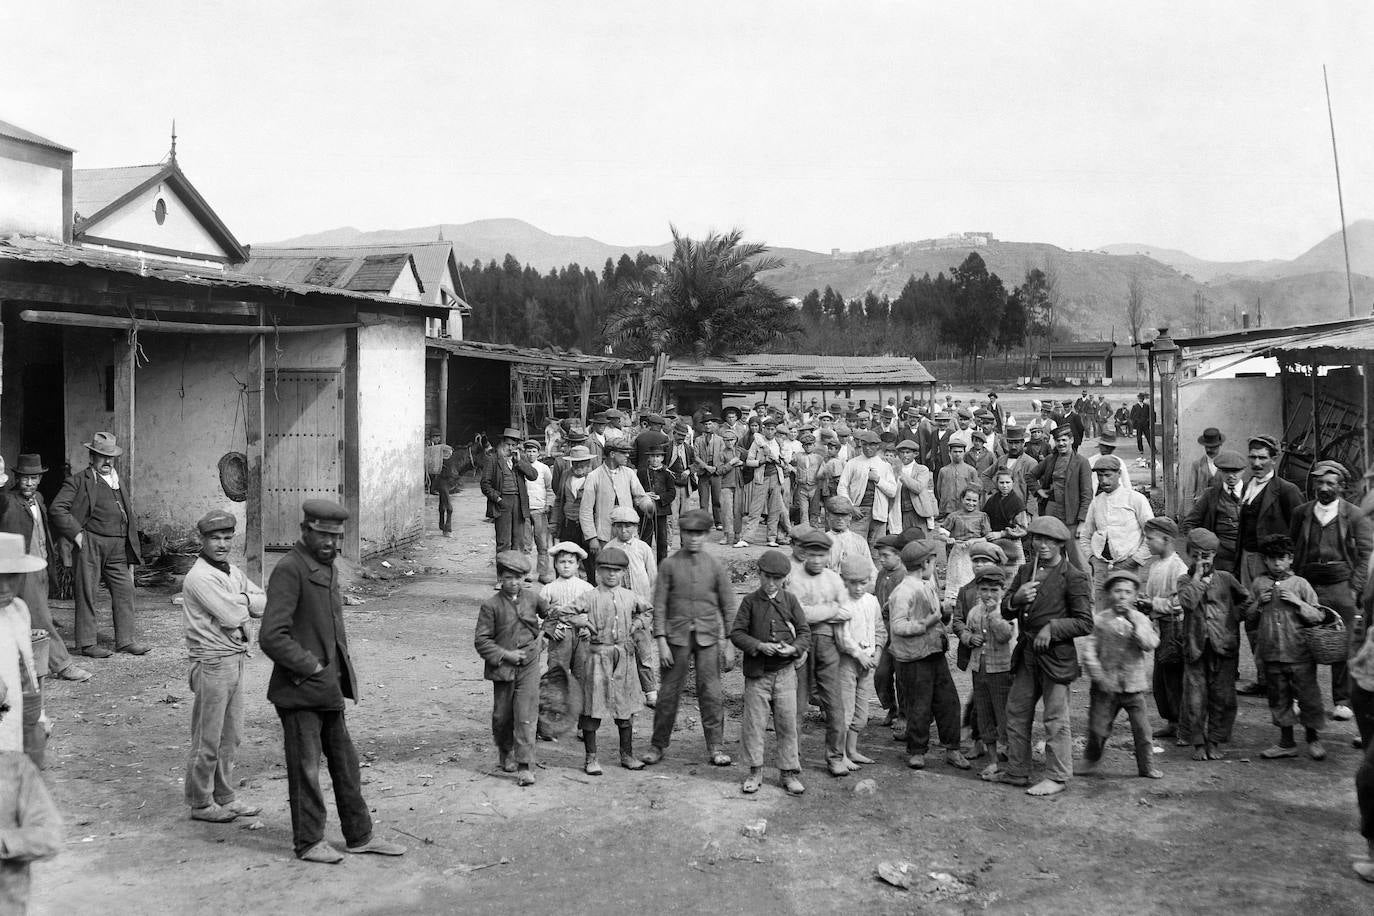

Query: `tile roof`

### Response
(0, 119, 73, 153)
(239, 251, 422, 298)
(658, 353, 936, 387)
(252, 242, 468, 310)
(72, 165, 164, 221)
(427, 338, 643, 373)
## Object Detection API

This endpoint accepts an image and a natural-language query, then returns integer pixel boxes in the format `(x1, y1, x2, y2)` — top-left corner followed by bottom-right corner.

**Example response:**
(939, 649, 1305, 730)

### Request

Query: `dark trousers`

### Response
(73, 532, 138, 649)
(972, 669, 1012, 751)
(1153, 658, 1184, 723)
(1263, 659, 1325, 730)
(795, 631, 848, 763)
(23, 680, 44, 769)
(895, 654, 961, 754)
(874, 642, 900, 714)
(1352, 682, 1374, 842)
(437, 482, 453, 532)
(698, 474, 723, 527)
(493, 503, 526, 555)
(651, 635, 724, 752)
(1180, 647, 1238, 746)
(276, 707, 372, 856)
(491, 660, 541, 765)
(1312, 581, 1356, 705)
(1085, 686, 1154, 775)
(640, 510, 669, 563)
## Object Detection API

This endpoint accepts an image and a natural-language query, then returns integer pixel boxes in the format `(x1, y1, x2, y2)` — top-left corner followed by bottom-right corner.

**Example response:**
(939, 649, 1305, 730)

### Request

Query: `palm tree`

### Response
(604, 226, 799, 359)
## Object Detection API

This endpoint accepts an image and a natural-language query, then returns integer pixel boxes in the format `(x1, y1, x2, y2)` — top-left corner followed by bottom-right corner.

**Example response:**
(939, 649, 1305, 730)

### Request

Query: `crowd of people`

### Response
(462, 393, 1374, 884)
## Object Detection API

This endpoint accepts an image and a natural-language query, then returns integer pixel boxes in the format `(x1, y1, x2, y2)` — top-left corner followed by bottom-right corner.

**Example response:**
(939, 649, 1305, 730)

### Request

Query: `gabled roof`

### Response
(72, 160, 249, 262)
(240, 251, 424, 298)
(253, 242, 470, 311)
(659, 353, 936, 388)
(0, 119, 73, 153)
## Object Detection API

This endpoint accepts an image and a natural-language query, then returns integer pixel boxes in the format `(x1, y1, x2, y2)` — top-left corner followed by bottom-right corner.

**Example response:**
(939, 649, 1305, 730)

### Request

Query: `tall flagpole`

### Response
(1324, 65, 1356, 318)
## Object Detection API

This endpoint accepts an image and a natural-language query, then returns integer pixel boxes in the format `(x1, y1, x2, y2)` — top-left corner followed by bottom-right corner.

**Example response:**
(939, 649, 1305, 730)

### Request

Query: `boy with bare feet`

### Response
(1175, 529, 1249, 762)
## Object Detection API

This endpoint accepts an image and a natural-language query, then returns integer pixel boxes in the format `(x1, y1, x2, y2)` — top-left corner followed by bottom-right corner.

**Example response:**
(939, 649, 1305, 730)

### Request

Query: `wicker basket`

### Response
(1300, 605, 1348, 666)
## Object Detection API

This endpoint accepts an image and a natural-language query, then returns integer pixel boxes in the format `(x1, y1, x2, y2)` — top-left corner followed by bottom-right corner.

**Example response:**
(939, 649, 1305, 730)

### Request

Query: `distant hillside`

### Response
(1095, 243, 1281, 283)
(1284, 220, 1374, 278)
(1205, 271, 1374, 326)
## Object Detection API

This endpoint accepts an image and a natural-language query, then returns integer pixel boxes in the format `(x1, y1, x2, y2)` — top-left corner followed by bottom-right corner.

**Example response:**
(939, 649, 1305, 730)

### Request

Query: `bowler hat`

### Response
(12, 454, 47, 475)
(0, 533, 44, 573)
(84, 431, 124, 457)
(1197, 428, 1225, 447)
(302, 498, 349, 534)
(757, 550, 791, 577)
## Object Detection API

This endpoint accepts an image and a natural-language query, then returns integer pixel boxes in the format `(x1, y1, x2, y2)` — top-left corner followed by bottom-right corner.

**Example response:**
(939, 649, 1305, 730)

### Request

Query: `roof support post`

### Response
(343, 327, 361, 561)
(114, 329, 136, 497)
(437, 355, 449, 444)
(245, 334, 265, 582)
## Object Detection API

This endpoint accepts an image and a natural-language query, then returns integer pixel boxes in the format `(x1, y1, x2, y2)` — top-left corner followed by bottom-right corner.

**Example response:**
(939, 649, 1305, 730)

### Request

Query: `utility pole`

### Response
(1324, 64, 1356, 317)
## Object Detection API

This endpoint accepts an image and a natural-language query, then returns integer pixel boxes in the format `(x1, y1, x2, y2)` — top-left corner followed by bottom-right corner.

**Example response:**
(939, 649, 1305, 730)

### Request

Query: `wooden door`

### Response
(265, 370, 342, 548)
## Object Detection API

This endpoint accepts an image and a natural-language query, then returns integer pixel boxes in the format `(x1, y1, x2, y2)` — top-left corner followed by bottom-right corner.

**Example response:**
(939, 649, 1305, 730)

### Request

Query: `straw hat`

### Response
(0, 533, 45, 573)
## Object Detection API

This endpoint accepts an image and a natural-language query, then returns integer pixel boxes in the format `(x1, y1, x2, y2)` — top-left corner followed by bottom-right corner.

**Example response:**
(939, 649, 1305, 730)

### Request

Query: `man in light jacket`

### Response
(1078, 455, 1154, 599)
(839, 430, 899, 546)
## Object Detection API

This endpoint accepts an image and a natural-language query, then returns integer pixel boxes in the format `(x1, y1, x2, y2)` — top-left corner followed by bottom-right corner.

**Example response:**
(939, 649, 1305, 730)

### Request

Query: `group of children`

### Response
(476, 479, 1341, 794)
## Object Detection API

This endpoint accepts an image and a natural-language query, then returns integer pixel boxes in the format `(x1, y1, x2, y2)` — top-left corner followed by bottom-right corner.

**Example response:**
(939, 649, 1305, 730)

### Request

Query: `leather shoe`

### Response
(347, 836, 407, 856)
(54, 664, 93, 682)
(781, 773, 806, 795)
(298, 841, 344, 864)
(117, 642, 151, 656)
(81, 645, 112, 658)
(223, 800, 262, 817)
(190, 804, 239, 823)
(639, 745, 665, 766)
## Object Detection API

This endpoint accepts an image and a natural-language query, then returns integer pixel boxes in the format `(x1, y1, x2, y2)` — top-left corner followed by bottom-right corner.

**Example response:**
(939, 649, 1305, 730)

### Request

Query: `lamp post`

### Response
(1143, 338, 1156, 488)
(1152, 330, 1180, 516)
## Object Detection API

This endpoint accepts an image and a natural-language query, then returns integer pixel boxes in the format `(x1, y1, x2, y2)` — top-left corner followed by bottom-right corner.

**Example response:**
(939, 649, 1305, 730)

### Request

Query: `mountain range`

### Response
(266, 218, 1374, 339)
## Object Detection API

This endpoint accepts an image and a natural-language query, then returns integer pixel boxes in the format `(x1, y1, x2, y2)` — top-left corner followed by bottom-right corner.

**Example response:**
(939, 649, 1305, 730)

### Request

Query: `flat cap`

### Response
(643, 413, 666, 425)
(495, 550, 532, 575)
(761, 415, 779, 427)
(1051, 424, 1074, 438)
(833, 423, 852, 436)
(303, 499, 349, 534)
(605, 438, 632, 452)
(1027, 515, 1072, 541)
(799, 433, 816, 444)
(197, 509, 236, 536)
(975, 568, 1007, 587)
(609, 506, 640, 524)
(856, 430, 881, 445)
(678, 508, 714, 531)
(957, 407, 973, 419)
(1213, 450, 1246, 472)
(720, 429, 738, 441)
(971, 429, 987, 443)
(968, 541, 1007, 564)
(874, 534, 906, 552)
(1311, 459, 1348, 481)
(797, 529, 834, 551)
(897, 439, 919, 451)
(549, 541, 588, 559)
(1143, 516, 1179, 538)
(1186, 528, 1220, 551)
(1003, 426, 1027, 441)
(825, 495, 856, 515)
(522, 439, 542, 450)
(674, 421, 692, 434)
(1102, 569, 1140, 591)
(900, 539, 936, 566)
(757, 550, 791, 576)
(1247, 434, 1279, 454)
(603, 408, 625, 420)
(839, 555, 872, 580)
(1093, 455, 1123, 472)
(596, 546, 629, 568)
(590, 412, 609, 423)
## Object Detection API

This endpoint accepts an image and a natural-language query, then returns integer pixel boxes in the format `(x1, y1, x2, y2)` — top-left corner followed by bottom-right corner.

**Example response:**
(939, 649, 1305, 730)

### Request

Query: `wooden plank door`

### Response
(265, 370, 343, 548)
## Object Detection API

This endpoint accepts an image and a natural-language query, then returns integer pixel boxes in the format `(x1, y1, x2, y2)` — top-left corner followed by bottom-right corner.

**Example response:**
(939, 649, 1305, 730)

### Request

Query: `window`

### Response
(154, 198, 167, 225)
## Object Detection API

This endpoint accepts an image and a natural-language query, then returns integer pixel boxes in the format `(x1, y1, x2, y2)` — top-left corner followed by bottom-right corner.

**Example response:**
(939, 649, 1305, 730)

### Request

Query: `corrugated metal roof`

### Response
(0, 119, 73, 153)
(1038, 341, 1115, 359)
(1177, 316, 1374, 361)
(73, 165, 163, 221)
(0, 235, 448, 316)
(428, 338, 643, 372)
(658, 353, 936, 387)
(1270, 323, 1374, 360)
(252, 242, 468, 310)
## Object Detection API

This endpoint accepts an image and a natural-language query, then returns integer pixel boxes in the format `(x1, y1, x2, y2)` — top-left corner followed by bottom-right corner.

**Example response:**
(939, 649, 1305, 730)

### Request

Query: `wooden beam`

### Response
(19, 309, 358, 334)
(114, 330, 136, 493)
(579, 375, 591, 422)
(343, 328, 361, 561)
(437, 355, 450, 443)
(245, 335, 265, 582)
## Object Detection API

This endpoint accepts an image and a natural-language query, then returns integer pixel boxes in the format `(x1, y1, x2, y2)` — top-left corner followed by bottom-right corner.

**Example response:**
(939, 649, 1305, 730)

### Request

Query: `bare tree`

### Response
(1126, 273, 1147, 345)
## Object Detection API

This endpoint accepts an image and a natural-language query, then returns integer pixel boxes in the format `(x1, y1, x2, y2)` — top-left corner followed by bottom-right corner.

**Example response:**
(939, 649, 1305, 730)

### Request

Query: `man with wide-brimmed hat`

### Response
(1186, 428, 1227, 508)
(0, 454, 91, 682)
(0, 532, 45, 757)
(50, 432, 147, 658)
(260, 499, 405, 863)
(181, 508, 267, 824)
(480, 427, 539, 558)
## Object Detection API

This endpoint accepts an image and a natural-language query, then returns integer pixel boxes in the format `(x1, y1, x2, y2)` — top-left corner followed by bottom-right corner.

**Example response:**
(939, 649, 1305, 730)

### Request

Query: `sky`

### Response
(4, 1, 1373, 261)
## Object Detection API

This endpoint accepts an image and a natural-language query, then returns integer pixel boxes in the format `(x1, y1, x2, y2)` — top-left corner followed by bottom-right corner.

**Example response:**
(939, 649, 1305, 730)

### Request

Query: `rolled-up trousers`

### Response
(741, 665, 799, 771)
(1005, 661, 1072, 782)
(73, 532, 138, 650)
(1180, 646, 1238, 746)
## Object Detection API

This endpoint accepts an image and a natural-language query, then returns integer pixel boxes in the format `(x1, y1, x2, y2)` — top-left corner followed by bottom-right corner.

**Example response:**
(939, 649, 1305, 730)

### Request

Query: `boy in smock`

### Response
(574, 546, 648, 775)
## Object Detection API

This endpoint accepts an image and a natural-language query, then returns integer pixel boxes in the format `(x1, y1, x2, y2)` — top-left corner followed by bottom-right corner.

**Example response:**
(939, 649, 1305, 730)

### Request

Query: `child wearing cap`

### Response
(1245, 534, 1327, 761)
(0, 671, 61, 914)
(872, 535, 907, 733)
(474, 551, 545, 786)
(793, 432, 823, 529)
(1141, 517, 1189, 741)
(822, 497, 875, 590)
(608, 509, 659, 706)
(574, 546, 647, 775)
(941, 486, 992, 607)
(1175, 528, 1250, 762)
(787, 529, 854, 777)
(836, 556, 883, 769)
(888, 540, 968, 771)
(936, 443, 979, 517)
(950, 542, 1007, 759)
(961, 567, 1015, 779)
(1074, 570, 1162, 780)
(730, 550, 811, 795)
(636, 447, 676, 562)
(717, 430, 744, 547)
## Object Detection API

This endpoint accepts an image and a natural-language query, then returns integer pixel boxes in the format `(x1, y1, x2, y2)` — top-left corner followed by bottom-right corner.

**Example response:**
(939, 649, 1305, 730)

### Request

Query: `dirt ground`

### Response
(27, 480, 1373, 915)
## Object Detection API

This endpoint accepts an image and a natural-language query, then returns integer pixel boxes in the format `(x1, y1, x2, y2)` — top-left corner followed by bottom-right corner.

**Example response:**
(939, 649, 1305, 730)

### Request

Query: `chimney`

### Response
(1241, 312, 1250, 329)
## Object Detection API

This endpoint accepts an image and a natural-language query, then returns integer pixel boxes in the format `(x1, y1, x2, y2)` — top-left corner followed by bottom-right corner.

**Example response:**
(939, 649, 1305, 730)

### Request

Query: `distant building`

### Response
(0, 119, 73, 241)
(1035, 341, 1116, 383)
(913, 231, 995, 251)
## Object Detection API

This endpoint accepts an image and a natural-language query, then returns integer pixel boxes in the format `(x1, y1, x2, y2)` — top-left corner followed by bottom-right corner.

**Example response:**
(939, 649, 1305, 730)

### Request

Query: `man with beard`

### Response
(260, 500, 405, 864)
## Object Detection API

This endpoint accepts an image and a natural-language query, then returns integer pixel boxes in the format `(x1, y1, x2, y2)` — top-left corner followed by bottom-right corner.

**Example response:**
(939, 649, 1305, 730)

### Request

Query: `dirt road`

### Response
(28, 486, 1371, 915)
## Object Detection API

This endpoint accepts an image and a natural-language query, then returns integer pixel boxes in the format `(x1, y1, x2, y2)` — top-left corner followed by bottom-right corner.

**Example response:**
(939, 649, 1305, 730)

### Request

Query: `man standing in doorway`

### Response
(50, 432, 148, 658)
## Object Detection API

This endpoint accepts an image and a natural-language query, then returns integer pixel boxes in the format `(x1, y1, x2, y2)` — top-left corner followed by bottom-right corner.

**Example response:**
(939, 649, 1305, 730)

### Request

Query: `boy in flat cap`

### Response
(575, 546, 647, 774)
(1141, 516, 1189, 740)
(261, 500, 405, 862)
(1074, 570, 1162, 780)
(607, 506, 659, 705)
(1245, 534, 1327, 760)
(1175, 527, 1249, 762)
(961, 567, 1015, 779)
(182, 509, 267, 823)
(730, 550, 810, 795)
(788, 528, 853, 776)
(475, 551, 544, 786)
(822, 496, 874, 590)
(836, 555, 882, 769)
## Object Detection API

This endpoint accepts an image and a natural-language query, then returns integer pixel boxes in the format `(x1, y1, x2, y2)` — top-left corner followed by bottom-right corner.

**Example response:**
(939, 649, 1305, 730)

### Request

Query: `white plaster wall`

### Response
(356, 312, 425, 555)
(0, 158, 63, 238)
(1178, 375, 1283, 496)
(82, 181, 227, 260)
(390, 267, 421, 301)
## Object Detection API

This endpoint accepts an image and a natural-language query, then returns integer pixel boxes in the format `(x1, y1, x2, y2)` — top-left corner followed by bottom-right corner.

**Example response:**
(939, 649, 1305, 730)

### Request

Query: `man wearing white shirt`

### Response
(893, 440, 937, 539)
(521, 440, 554, 582)
(838, 431, 899, 546)
(1077, 455, 1153, 599)
(948, 409, 975, 451)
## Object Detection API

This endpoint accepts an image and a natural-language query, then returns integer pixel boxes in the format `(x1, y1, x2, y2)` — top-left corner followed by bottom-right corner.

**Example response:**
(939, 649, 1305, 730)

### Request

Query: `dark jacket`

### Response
(259, 542, 358, 710)
(1032, 451, 1093, 525)
(1002, 556, 1094, 683)
(1290, 498, 1374, 596)
(730, 588, 812, 678)
(479, 450, 538, 518)
(49, 467, 142, 564)
(473, 588, 544, 682)
(0, 490, 56, 570)
(1129, 401, 1152, 432)
(1236, 473, 1303, 553)
(1176, 567, 1249, 660)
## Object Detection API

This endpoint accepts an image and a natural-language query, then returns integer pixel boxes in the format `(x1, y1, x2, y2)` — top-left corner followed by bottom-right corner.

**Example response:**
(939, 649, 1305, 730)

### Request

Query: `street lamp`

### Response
(1152, 331, 1180, 516)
